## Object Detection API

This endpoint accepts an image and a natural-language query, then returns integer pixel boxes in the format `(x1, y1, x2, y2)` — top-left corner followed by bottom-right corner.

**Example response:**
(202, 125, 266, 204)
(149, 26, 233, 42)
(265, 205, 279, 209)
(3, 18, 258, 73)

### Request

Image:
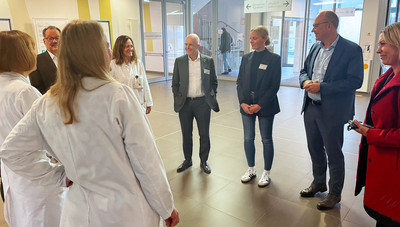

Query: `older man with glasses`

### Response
(30, 25, 61, 94)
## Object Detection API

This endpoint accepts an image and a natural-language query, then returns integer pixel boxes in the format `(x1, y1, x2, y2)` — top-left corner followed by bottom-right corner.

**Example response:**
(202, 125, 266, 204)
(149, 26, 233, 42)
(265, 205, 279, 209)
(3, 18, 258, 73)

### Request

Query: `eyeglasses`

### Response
(312, 21, 329, 28)
(45, 37, 59, 41)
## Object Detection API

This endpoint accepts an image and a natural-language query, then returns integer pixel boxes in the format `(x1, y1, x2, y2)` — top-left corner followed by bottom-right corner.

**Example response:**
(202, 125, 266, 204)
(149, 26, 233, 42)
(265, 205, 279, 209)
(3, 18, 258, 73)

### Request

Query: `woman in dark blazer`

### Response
(353, 22, 400, 227)
(236, 26, 281, 187)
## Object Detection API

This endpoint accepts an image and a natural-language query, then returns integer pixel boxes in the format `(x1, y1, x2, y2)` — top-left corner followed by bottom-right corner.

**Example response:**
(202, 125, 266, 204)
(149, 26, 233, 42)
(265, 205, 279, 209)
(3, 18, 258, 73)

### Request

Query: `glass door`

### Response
(166, 2, 186, 79)
(141, 0, 186, 82)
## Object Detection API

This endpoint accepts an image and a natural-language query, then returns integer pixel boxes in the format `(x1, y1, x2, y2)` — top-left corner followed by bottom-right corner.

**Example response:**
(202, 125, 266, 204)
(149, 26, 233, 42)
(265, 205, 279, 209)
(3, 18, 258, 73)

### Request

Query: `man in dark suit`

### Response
(299, 11, 363, 210)
(172, 33, 219, 174)
(30, 26, 60, 94)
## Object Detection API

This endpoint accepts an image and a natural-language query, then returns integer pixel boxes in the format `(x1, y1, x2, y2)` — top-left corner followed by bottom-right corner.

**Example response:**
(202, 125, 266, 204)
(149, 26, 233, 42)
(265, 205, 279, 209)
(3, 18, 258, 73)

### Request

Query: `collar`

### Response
(47, 50, 56, 59)
(188, 51, 200, 62)
(319, 35, 339, 50)
(2, 71, 29, 83)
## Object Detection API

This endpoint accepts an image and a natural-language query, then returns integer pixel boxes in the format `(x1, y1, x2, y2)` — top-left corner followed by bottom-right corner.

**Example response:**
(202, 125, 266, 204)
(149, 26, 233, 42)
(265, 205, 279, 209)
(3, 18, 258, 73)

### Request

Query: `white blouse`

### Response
(0, 77, 174, 227)
(110, 59, 153, 112)
(0, 71, 66, 227)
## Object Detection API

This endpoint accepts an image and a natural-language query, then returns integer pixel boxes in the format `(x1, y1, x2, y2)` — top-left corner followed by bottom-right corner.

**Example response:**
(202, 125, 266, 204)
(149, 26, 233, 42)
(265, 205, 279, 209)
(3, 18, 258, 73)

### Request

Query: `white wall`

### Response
(0, 0, 11, 19)
(110, 0, 142, 56)
(358, 0, 388, 92)
(0, 0, 143, 58)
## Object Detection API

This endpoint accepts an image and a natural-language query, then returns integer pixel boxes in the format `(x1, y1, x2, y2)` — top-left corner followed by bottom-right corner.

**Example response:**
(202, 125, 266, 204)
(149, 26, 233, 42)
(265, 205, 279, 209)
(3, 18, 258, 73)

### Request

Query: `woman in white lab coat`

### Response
(0, 30, 66, 227)
(110, 35, 153, 114)
(0, 21, 179, 227)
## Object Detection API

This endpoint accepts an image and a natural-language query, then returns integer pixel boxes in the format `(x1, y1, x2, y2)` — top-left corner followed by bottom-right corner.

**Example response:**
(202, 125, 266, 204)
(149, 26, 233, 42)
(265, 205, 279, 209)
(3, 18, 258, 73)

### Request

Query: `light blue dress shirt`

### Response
(308, 35, 339, 101)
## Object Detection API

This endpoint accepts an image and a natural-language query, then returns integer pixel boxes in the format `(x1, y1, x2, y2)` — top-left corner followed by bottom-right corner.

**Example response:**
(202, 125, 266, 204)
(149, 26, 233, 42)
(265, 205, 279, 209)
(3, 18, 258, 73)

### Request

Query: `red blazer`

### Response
(355, 67, 400, 224)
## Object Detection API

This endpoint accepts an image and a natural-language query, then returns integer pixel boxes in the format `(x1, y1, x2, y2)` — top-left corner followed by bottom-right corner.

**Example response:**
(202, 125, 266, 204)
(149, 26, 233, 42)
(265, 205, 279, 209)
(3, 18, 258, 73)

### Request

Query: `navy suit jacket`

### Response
(29, 51, 57, 94)
(172, 53, 219, 113)
(237, 49, 281, 117)
(299, 36, 364, 124)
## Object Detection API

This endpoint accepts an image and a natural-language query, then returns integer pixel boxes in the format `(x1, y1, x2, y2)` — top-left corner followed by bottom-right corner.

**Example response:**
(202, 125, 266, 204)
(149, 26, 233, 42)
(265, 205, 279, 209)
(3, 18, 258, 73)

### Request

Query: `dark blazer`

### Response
(29, 51, 57, 94)
(172, 53, 219, 113)
(299, 35, 364, 124)
(236, 49, 281, 117)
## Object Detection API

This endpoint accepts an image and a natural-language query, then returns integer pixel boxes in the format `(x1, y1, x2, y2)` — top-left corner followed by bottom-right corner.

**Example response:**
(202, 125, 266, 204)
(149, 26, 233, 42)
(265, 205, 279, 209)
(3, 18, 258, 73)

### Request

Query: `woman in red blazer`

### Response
(353, 22, 400, 227)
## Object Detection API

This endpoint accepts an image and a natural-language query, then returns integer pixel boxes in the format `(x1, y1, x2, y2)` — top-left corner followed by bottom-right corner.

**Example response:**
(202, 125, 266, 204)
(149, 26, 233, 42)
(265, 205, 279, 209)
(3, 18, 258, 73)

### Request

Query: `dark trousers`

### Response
(304, 102, 345, 196)
(179, 97, 211, 163)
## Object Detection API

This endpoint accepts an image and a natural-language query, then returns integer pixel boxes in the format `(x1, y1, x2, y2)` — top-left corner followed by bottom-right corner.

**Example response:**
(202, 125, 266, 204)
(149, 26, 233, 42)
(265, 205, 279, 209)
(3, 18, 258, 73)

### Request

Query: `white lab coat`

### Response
(0, 77, 174, 227)
(0, 72, 66, 227)
(110, 59, 153, 112)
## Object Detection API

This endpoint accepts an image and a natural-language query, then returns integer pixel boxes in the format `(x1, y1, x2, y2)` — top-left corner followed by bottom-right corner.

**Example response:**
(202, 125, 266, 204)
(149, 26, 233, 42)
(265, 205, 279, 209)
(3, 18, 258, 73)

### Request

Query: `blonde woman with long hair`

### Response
(0, 20, 178, 227)
(0, 30, 66, 227)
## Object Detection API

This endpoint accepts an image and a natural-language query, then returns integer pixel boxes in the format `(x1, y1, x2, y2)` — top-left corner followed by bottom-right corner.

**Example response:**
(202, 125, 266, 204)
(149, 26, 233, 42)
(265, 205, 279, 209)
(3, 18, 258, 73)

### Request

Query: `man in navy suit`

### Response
(172, 34, 219, 174)
(299, 11, 363, 210)
(30, 26, 60, 94)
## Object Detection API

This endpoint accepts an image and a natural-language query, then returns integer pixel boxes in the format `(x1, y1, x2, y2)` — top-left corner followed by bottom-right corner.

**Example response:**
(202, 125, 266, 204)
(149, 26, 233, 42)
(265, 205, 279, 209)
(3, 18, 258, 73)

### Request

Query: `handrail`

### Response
(217, 21, 240, 34)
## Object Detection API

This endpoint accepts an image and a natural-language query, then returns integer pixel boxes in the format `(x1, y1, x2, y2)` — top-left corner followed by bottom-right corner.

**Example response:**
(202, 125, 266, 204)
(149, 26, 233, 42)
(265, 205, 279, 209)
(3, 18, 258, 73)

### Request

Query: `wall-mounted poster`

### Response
(0, 18, 12, 31)
(97, 20, 112, 49)
(33, 18, 68, 54)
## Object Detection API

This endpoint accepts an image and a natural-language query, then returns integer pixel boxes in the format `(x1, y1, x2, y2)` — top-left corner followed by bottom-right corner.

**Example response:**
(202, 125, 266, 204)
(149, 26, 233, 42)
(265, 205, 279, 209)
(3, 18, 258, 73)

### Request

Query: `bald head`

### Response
(319, 11, 339, 29)
(185, 33, 200, 60)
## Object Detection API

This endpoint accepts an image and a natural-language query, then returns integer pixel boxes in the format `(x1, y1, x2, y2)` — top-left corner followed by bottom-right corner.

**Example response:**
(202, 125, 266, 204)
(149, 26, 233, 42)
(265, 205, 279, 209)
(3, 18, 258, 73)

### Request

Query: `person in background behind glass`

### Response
(110, 35, 153, 114)
(0, 30, 66, 227)
(353, 22, 400, 227)
(0, 20, 179, 227)
(220, 27, 232, 75)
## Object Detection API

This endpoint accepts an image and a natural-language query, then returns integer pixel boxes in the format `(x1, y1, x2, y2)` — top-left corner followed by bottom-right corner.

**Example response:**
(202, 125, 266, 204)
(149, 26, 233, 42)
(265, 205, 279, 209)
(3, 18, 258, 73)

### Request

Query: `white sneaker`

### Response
(241, 167, 256, 183)
(258, 170, 271, 187)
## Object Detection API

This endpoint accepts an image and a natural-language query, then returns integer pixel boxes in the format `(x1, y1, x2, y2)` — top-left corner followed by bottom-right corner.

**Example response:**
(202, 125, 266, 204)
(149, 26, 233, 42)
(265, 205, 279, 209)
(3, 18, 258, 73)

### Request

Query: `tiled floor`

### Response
(0, 80, 374, 227)
(147, 80, 375, 227)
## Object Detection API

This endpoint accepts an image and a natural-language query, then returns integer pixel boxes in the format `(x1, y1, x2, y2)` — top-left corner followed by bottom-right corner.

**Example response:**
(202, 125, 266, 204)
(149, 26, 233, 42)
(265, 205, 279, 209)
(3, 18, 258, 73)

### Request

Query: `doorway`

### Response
(140, 0, 186, 82)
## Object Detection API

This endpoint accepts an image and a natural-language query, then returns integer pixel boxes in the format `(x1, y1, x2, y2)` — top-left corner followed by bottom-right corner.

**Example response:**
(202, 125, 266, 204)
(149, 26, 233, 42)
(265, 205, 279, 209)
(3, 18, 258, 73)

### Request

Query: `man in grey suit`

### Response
(299, 11, 363, 210)
(30, 26, 60, 94)
(172, 34, 219, 174)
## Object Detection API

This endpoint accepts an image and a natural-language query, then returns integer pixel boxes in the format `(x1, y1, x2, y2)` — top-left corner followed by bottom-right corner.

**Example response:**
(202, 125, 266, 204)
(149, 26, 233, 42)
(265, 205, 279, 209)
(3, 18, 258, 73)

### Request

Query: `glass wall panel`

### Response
(166, 2, 185, 79)
(336, 0, 364, 44)
(217, 0, 245, 77)
(142, 1, 165, 80)
(389, 0, 399, 24)
(263, 0, 306, 86)
(192, 0, 213, 56)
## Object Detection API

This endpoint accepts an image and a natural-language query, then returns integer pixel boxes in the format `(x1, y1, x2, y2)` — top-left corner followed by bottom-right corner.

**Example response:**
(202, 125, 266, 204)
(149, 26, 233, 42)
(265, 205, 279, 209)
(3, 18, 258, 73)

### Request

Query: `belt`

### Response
(187, 96, 205, 100)
(308, 98, 321, 105)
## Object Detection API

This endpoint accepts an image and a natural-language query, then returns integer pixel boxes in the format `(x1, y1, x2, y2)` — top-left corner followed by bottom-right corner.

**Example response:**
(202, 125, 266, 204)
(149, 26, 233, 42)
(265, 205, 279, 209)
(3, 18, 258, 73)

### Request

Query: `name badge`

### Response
(204, 69, 210, 74)
(259, 64, 268, 70)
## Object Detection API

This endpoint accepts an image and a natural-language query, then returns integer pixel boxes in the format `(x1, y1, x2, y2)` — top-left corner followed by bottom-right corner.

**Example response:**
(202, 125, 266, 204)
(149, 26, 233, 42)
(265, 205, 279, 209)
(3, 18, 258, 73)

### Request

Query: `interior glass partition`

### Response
(140, 0, 186, 82)
(216, 0, 245, 77)
(166, 2, 185, 79)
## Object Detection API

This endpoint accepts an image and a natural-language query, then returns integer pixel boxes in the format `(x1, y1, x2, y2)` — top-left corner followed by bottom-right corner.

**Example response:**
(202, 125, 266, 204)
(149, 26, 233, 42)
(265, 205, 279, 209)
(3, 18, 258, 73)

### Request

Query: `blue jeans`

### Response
(222, 52, 231, 72)
(241, 113, 275, 170)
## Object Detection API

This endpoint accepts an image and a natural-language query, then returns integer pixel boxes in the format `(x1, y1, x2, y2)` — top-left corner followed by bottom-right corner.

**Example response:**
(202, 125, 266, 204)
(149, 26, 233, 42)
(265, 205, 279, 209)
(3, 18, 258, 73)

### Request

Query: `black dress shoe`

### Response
(177, 160, 192, 173)
(200, 162, 211, 174)
(317, 194, 341, 210)
(221, 72, 229, 75)
(300, 184, 327, 197)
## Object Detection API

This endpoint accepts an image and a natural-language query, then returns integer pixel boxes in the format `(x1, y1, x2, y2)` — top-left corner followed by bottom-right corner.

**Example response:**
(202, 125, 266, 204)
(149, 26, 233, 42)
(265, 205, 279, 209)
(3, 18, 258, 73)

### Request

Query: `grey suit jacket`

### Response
(29, 51, 57, 94)
(172, 54, 219, 113)
(299, 35, 364, 124)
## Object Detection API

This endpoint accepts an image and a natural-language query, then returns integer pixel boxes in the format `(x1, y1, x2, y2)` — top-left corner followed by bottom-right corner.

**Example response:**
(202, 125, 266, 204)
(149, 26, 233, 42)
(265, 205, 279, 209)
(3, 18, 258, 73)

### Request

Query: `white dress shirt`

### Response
(187, 51, 204, 98)
(47, 50, 58, 67)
